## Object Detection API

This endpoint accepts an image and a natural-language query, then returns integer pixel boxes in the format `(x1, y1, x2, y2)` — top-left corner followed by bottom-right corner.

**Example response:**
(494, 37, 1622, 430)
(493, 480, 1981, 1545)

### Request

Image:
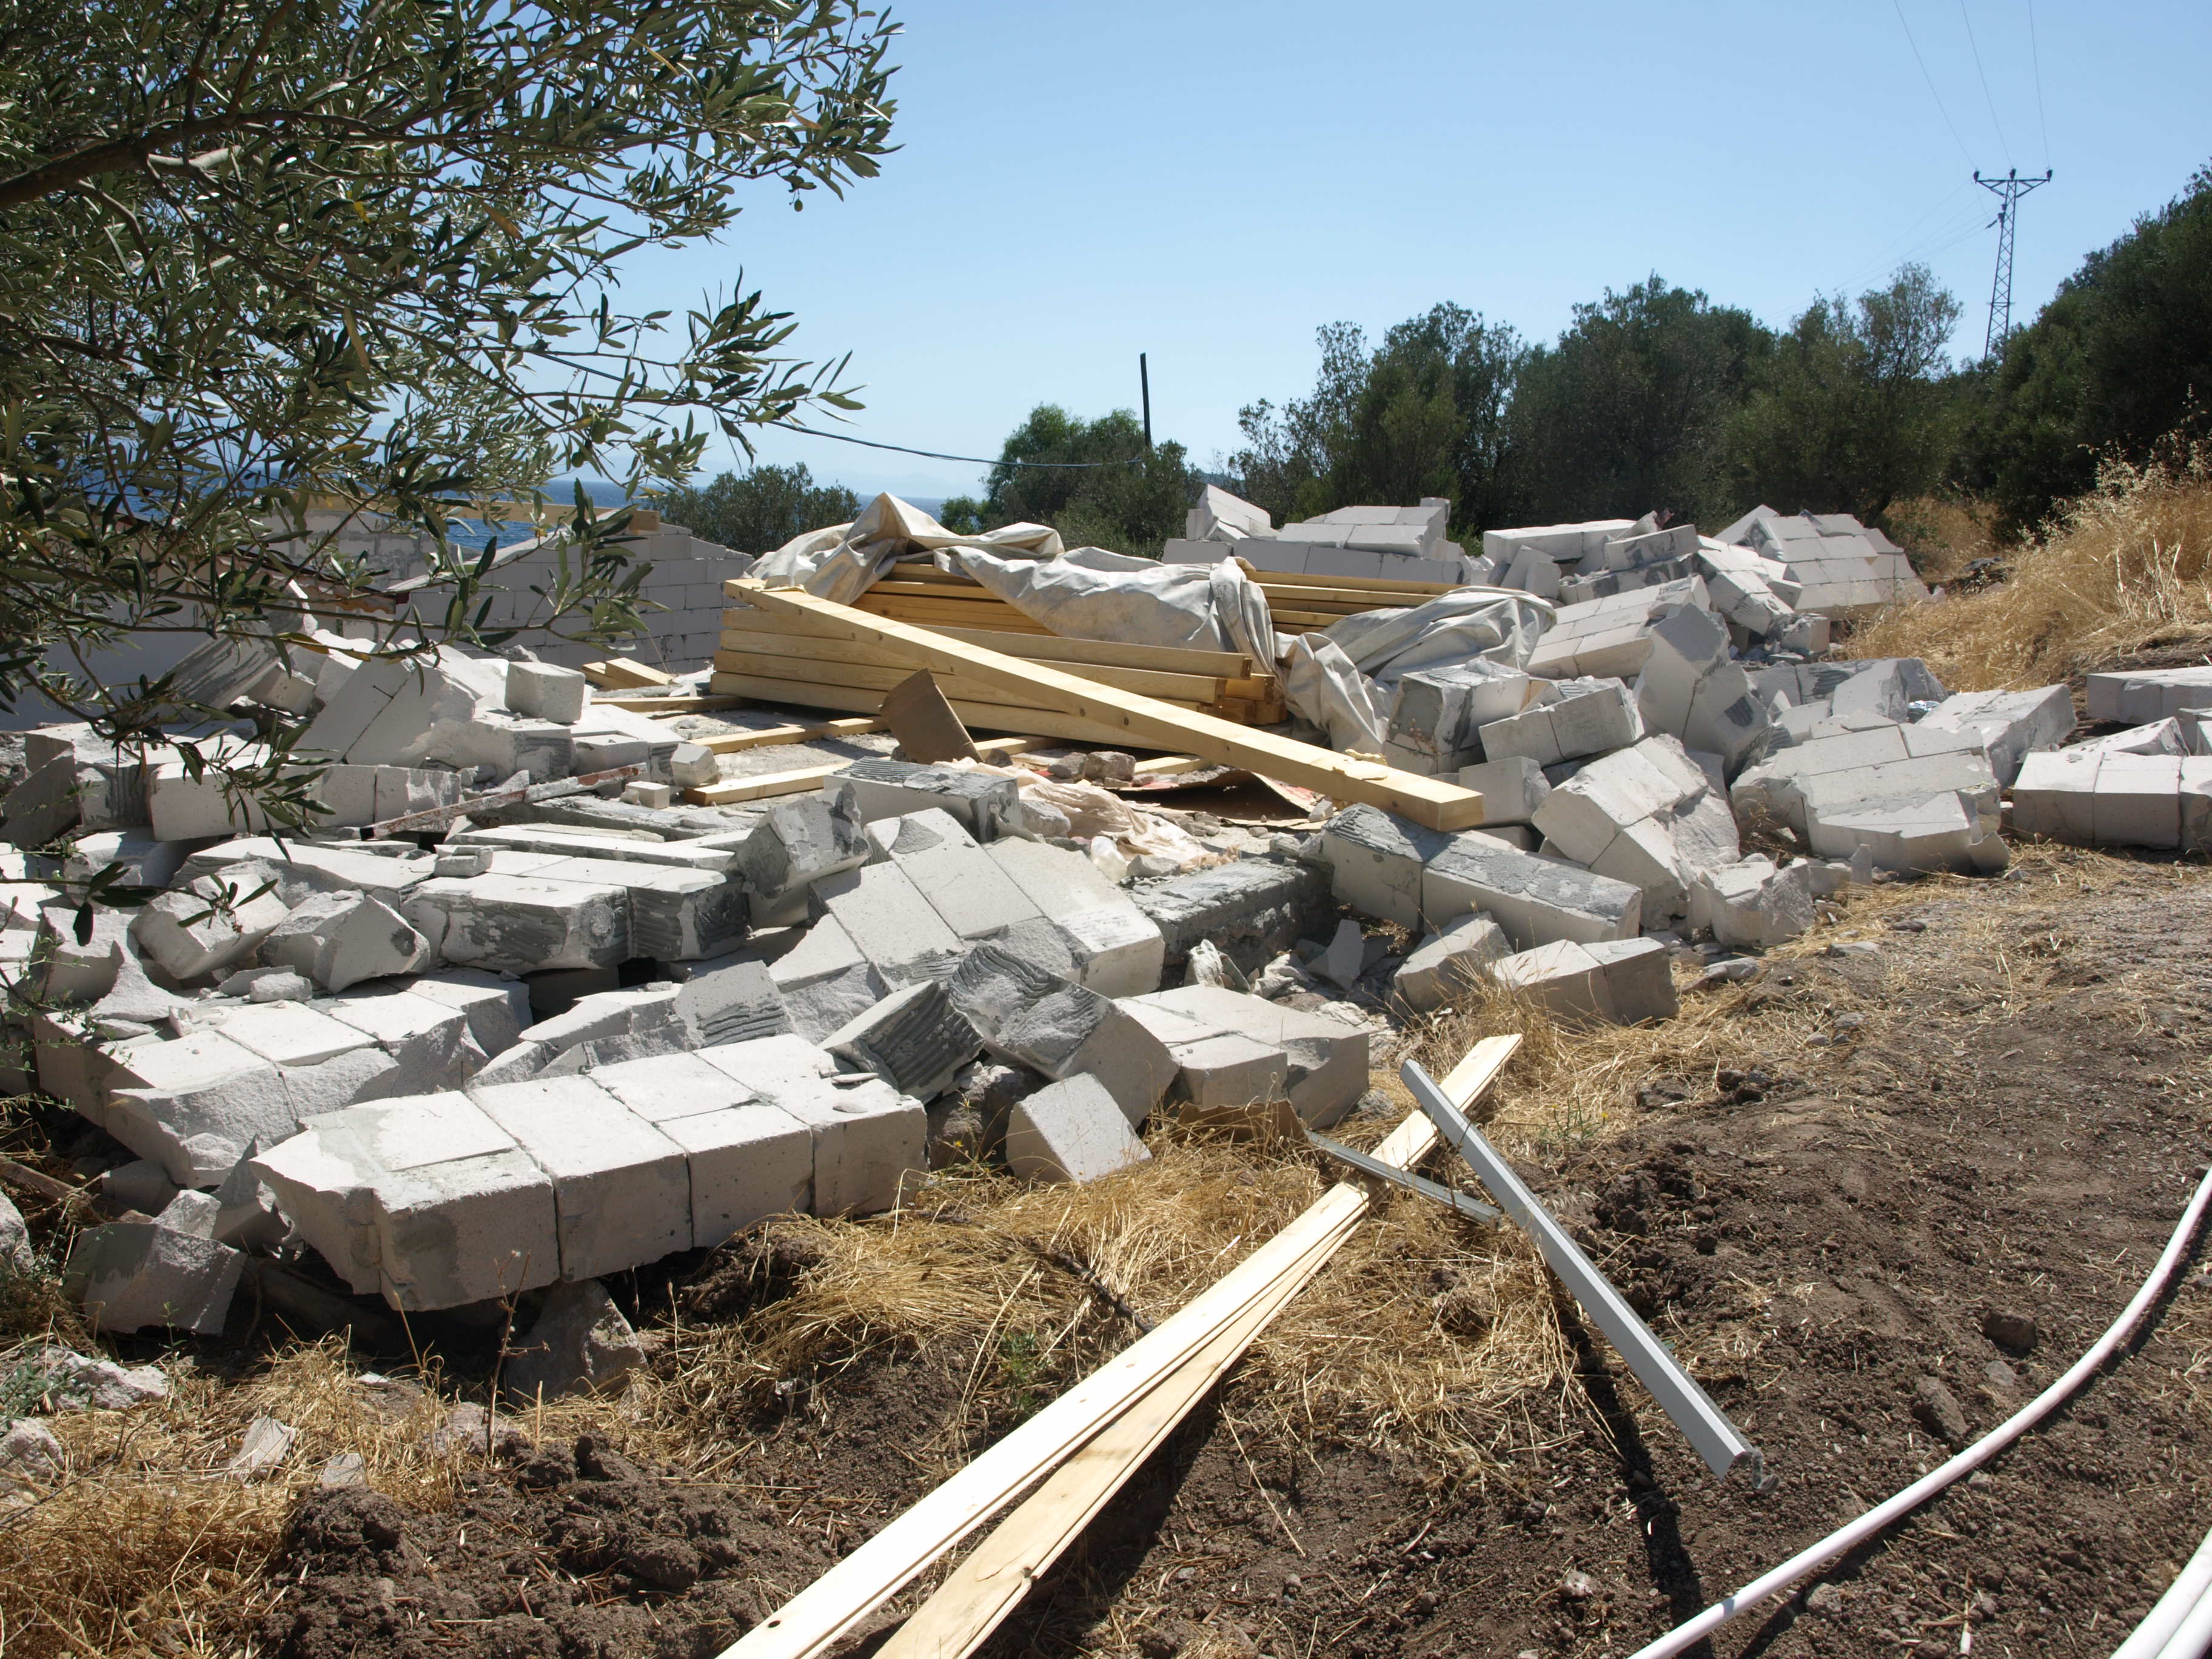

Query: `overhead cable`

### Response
(775, 421, 1142, 470)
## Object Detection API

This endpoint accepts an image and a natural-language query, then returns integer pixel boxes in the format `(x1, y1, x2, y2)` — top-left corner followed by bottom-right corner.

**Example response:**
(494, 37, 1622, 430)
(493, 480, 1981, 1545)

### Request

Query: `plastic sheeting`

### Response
(750, 494, 1065, 605)
(951, 546, 1279, 671)
(1280, 588, 1553, 754)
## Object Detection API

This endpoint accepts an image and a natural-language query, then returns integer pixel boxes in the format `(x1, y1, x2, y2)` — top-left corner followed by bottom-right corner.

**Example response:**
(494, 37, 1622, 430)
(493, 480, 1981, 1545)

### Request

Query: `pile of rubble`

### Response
(3, 488, 2208, 1367)
(1166, 486, 1478, 586)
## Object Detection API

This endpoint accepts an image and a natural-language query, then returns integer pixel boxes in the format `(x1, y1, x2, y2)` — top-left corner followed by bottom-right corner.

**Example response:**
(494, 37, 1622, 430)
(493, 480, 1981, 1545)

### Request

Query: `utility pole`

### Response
(1976, 167, 2052, 361)
(1139, 353, 1152, 451)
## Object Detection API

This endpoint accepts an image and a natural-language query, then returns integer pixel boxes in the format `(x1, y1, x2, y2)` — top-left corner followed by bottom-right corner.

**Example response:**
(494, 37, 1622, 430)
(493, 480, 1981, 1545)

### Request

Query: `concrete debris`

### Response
(16, 1344, 169, 1410)
(1132, 856, 1329, 979)
(62, 1221, 244, 1333)
(2012, 749, 2212, 851)
(1122, 985, 1368, 1127)
(1479, 677, 1644, 769)
(1632, 605, 1772, 775)
(260, 890, 431, 991)
(1689, 857, 1818, 948)
(502, 1279, 645, 1402)
(823, 980, 981, 1102)
(1913, 686, 2073, 785)
(1490, 937, 1680, 1025)
(225, 1415, 298, 1480)
(1453, 756, 1550, 824)
(1392, 912, 1510, 1013)
(2083, 665, 2212, 725)
(1004, 1074, 1152, 1183)
(948, 945, 1176, 1126)
(130, 871, 292, 979)
(1530, 736, 1740, 923)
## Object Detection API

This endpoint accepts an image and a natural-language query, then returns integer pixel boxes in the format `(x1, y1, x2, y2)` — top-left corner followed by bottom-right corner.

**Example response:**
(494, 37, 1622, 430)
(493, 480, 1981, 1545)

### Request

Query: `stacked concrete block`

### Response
(1132, 859, 1331, 979)
(1524, 578, 1708, 680)
(948, 945, 1176, 1126)
(1489, 937, 1678, 1025)
(1418, 827, 1644, 949)
(471, 1076, 691, 1279)
(1483, 520, 1638, 572)
(1688, 857, 1817, 949)
(809, 860, 966, 987)
(1632, 605, 1772, 776)
(1724, 508, 1928, 612)
(1122, 985, 1368, 1128)
(180, 838, 438, 907)
(985, 836, 1165, 997)
(1478, 677, 1644, 769)
(521, 856, 745, 962)
(2011, 749, 2212, 851)
(1390, 913, 1510, 1013)
(1795, 751, 2008, 872)
(253, 1090, 560, 1309)
(1382, 663, 1533, 775)
(1731, 719, 1990, 840)
(874, 809, 1043, 942)
(1184, 484, 1276, 543)
(2084, 666, 2212, 725)
(693, 1034, 925, 1216)
(1914, 686, 2074, 785)
(97, 1030, 303, 1185)
(1005, 1076, 1151, 1184)
(1530, 737, 1741, 924)
(837, 759, 1020, 837)
(588, 1051, 812, 1245)
(1319, 805, 1452, 929)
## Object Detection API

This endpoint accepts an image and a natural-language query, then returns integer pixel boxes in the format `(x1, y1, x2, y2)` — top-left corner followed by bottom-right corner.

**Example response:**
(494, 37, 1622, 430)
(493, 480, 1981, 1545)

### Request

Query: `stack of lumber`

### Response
(714, 570, 1289, 726)
(1238, 560, 1461, 631)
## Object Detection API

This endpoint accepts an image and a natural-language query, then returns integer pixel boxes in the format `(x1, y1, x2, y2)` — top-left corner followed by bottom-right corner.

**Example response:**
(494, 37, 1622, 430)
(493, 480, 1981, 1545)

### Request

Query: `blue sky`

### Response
(621, 0, 2212, 503)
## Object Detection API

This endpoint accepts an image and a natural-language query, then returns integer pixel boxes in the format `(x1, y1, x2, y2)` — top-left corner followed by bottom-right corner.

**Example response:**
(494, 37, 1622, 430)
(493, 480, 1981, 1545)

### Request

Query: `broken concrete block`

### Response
(449, 823, 738, 872)
(982, 836, 1164, 997)
(503, 1279, 643, 1403)
(1689, 857, 1816, 949)
(809, 860, 966, 987)
(1316, 918, 1366, 988)
(734, 785, 869, 925)
(101, 1159, 179, 1216)
(470, 1076, 690, 1282)
(401, 873, 630, 973)
(665, 742, 719, 791)
(1454, 756, 1551, 825)
(527, 856, 746, 962)
(768, 914, 890, 1042)
(206, 999, 378, 1068)
(102, 1030, 301, 1185)
(180, 837, 437, 907)
(2085, 666, 2212, 725)
(405, 969, 531, 1058)
(1915, 686, 2074, 785)
(0, 1417, 64, 1493)
(1419, 832, 1643, 950)
(836, 758, 1020, 837)
(948, 945, 1176, 1126)
(1632, 605, 1772, 776)
(1318, 804, 1449, 930)
(823, 981, 979, 1103)
(129, 872, 292, 980)
(258, 890, 430, 993)
(1530, 737, 1740, 925)
(1730, 720, 1991, 840)
(1478, 677, 1643, 769)
(692, 1035, 925, 1216)
(1490, 936, 1677, 1025)
(1122, 985, 1369, 1128)
(1005, 1075, 1151, 1184)
(622, 781, 675, 809)
(879, 809, 1045, 942)
(669, 956, 791, 1047)
(1794, 749, 2006, 872)
(62, 1222, 242, 1335)
(505, 661, 588, 725)
(1392, 913, 1510, 1013)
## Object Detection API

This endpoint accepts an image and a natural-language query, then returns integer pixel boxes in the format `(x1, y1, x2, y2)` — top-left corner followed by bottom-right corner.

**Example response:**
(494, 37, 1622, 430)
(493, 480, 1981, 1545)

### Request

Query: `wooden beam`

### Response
(683, 736, 1036, 806)
(580, 657, 673, 689)
(722, 583, 1486, 831)
(711, 651, 1211, 714)
(714, 631, 1228, 704)
(1237, 558, 1460, 596)
(737, 612, 1255, 679)
(723, 1037, 1522, 1659)
(694, 717, 886, 755)
(591, 694, 747, 714)
(706, 671, 1169, 749)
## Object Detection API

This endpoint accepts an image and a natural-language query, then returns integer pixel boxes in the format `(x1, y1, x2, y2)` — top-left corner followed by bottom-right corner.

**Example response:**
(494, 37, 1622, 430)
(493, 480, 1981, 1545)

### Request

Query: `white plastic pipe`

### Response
(1624, 1167, 2212, 1659)
(2150, 1562, 2212, 1659)
(2111, 1519, 2212, 1658)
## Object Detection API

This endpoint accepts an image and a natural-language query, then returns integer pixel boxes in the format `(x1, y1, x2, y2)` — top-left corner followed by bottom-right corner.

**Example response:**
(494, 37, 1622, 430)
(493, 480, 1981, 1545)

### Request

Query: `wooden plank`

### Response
(880, 669, 983, 763)
(580, 657, 673, 689)
(715, 629, 1228, 703)
(591, 694, 747, 714)
(711, 651, 1212, 713)
(707, 671, 1179, 749)
(694, 717, 885, 755)
(1238, 558, 1459, 595)
(727, 1036, 1522, 1659)
(890, 624, 1253, 680)
(725, 583, 1486, 830)
(683, 736, 1034, 807)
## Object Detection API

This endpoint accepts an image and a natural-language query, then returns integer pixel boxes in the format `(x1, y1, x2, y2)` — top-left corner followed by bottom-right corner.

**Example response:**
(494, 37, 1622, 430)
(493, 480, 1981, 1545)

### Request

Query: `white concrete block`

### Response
(822, 980, 979, 1102)
(1419, 829, 1643, 950)
(178, 837, 436, 906)
(1454, 756, 1550, 825)
(207, 1000, 377, 1068)
(1478, 677, 1643, 769)
(405, 970, 531, 1057)
(104, 1031, 300, 1185)
(1318, 804, 1449, 929)
(1005, 1076, 1151, 1184)
(318, 986, 481, 1088)
(260, 890, 430, 992)
(735, 786, 869, 923)
(984, 836, 1165, 996)
(1689, 857, 1816, 949)
(2085, 666, 2212, 725)
(506, 661, 588, 725)
(1916, 686, 2074, 785)
(694, 1036, 925, 1216)
(129, 874, 292, 980)
(401, 873, 630, 972)
(948, 946, 1178, 1126)
(1122, 985, 1368, 1129)
(62, 1223, 242, 1335)
(768, 914, 889, 1042)
(809, 860, 965, 986)
(1390, 913, 1509, 1013)
(2091, 753, 2185, 849)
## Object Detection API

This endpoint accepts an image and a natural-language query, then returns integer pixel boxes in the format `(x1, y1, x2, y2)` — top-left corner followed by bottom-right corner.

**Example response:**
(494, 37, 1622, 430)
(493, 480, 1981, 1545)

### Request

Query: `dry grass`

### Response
(1883, 495, 2001, 585)
(1848, 444, 2212, 691)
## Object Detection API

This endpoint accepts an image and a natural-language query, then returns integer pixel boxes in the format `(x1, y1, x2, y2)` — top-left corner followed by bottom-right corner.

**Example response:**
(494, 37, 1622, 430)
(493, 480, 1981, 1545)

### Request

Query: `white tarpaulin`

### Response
(951, 546, 1279, 671)
(750, 494, 1064, 605)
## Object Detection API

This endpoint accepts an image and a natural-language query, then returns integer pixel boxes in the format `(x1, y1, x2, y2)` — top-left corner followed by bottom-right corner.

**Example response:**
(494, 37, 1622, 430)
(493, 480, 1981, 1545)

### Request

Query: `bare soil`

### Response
(252, 864, 2212, 1659)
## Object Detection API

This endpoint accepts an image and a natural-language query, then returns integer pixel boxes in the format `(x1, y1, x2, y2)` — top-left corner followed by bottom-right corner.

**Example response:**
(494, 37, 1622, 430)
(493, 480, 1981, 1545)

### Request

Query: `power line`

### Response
(1957, 0, 2015, 166)
(774, 421, 1141, 469)
(2026, 0, 2053, 169)
(1891, 0, 1976, 167)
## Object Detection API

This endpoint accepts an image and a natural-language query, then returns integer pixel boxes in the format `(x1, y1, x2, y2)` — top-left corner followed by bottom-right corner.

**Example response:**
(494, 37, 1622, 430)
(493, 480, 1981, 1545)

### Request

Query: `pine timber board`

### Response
(722, 583, 1487, 830)
(872, 1035, 1522, 1659)
(711, 651, 1212, 713)
(592, 694, 746, 714)
(727, 599, 1261, 678)
(720, 1037, 1521, 1659)
(707, 671, 1175, 749)
(1235, 558, 1459, 595)
(692, 716, 885, 754)
(714, 628, 1229, 703)
(580, 657, 674, 688)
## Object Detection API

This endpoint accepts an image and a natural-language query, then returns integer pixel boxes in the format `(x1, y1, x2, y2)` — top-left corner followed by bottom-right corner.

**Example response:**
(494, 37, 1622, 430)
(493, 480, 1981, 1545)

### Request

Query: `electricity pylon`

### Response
(1976, 167, 2053, 361)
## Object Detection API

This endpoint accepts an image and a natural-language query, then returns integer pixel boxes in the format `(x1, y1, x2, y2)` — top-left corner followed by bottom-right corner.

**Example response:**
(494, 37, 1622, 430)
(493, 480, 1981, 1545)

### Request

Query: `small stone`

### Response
(434, 848, 492, 879)
(666, 743, 720, 791)
(1128, 853, 1181, 881)
(1983, 1358, 2017, 1392)
(318, 1452, 369, 1488)
(1558, 1570, 1597, 1601)
(225, 1414, 297, 1480)
(1080, 751, 1136, 785)
(622, 781, 674, 809)
(0, 1418, 65, 1493)
(1912, 1375, 1969, 1447)
(0, 1190, 30, 1272)
(1982, 1309, 2038, 1352)
(1803, 1582, 1845, 1617)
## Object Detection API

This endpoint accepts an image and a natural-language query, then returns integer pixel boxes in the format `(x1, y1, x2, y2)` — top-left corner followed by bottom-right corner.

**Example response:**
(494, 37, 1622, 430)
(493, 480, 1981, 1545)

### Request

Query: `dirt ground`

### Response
(9, 851, 2211, 1659)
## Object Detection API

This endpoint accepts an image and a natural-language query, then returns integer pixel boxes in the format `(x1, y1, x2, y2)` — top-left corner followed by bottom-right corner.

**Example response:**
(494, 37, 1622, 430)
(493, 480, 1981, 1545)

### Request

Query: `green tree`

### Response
(1507, 275, 1773, 527)
(0, 0, 896, 828)
(1969, 160, 2212, 534)
(1728, 264, 1963, 523)
(966, 406, 1193, 557)
(1231, 306, 1527, 534)
(660, 462, 860, 555)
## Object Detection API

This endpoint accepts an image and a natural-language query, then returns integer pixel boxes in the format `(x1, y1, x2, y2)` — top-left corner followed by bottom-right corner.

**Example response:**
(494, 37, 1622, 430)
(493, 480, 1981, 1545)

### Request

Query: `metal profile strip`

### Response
(1304, 1131, 1502, 1225)
(1401, 1058, 1771, 1490)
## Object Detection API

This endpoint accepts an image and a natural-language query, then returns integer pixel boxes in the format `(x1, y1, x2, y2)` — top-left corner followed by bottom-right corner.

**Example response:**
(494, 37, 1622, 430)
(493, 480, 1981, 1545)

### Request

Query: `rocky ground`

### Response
(201, 851, 2212, 1659)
